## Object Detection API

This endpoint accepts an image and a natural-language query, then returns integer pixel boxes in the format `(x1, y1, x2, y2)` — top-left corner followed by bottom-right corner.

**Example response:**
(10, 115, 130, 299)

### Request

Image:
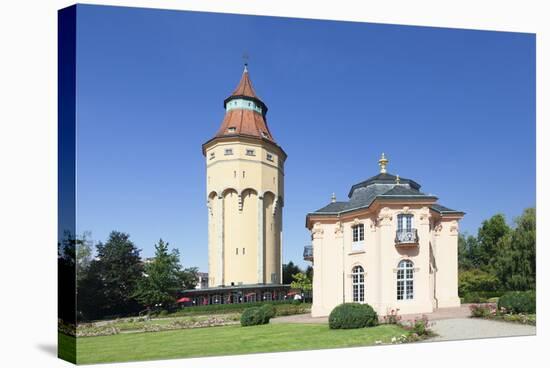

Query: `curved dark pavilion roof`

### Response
(311, 172, 463, 216)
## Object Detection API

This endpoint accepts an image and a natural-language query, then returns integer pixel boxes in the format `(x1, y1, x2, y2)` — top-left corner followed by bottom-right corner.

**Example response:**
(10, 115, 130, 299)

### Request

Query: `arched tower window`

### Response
(397, 260, 414, 300)
(352, 265, 365, 302)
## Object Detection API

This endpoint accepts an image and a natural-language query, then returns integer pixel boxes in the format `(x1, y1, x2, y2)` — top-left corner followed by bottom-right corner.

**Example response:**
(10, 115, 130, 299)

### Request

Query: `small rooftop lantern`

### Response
(378, 153, 389, 174)
(331, 192, 336, 203)
(395, 174, 401, 184)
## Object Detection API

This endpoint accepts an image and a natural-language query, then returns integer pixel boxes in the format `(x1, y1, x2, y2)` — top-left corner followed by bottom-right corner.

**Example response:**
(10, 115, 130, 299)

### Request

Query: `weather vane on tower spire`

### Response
(242, 52, 249, 72)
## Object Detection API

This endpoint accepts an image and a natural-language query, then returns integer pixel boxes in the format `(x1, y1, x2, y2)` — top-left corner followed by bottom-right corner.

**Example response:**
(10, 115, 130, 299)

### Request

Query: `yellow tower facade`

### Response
(202, 66, 286, 287)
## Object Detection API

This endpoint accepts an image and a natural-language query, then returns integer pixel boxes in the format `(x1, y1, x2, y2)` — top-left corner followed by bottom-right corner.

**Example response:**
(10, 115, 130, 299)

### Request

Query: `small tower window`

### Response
(227, 127, 236, 133)
(246, 149, 255, 156)
(236, 248, 239, 255)
(261, 131, 268, 138)
(243, 248, 245, 255)
(224, 148, 233, 155)
(266, 153, 273, 162)
(209, 152, 215, 160)
(242, 171, 246, 178)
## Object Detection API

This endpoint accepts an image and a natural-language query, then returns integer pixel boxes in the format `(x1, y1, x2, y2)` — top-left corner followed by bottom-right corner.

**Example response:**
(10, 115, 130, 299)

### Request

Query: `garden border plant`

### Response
(380, 308, 436, 343)
(469, 291, 536, 326)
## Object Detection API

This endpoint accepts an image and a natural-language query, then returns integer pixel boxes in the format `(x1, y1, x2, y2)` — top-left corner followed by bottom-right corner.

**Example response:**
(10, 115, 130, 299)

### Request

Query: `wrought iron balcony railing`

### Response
(303, 245, 313, 261)
(395, 229, 419, 245)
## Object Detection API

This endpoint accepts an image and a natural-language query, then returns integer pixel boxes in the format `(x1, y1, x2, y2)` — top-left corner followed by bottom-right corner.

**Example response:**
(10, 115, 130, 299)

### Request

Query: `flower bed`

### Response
(469, 303, 536, 326)
(77, 314, 241, 337)
(379, 309, 436, 343)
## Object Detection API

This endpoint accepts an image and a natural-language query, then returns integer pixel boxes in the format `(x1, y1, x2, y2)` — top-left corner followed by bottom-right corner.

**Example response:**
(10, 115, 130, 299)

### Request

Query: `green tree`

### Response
(477, 214, 511, 269)
(76, 231, 93, 284)
(305, 265, 314, 281)
(493, 208, 536, 290)
(458, 233, 481, 270)
(282, 261, 302, 284)
(458, 269, 500, 295)
(290, 272, 312, 293)
(134, 239, 186, 308)
(78, 231, 143, 319)
(181, 267, 199, 290)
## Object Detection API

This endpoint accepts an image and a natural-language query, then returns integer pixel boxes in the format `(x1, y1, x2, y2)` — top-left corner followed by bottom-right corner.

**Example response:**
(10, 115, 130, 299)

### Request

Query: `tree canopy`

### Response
(134, 239, 187, 308)
(458, 207, 535, 293)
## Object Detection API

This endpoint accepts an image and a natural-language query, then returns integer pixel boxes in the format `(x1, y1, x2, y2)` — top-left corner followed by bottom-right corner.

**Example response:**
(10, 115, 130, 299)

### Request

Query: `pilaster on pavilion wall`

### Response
(377, 207, 394, 315)
(310, 222, 326, 317)
(414, 206, 433, 313)
(334, 221, 345, 304)
(434, 219, 461, 308)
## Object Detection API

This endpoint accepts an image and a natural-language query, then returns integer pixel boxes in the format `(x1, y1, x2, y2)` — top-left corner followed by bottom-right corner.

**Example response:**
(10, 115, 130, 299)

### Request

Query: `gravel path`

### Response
(429, 318, 536, 341)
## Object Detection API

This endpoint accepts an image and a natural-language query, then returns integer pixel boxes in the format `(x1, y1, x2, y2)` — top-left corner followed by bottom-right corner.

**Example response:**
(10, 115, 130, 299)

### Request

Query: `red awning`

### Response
(245, 293, 256, 297)
(177, 297, 191, 303)
(286, 291, 298, 296)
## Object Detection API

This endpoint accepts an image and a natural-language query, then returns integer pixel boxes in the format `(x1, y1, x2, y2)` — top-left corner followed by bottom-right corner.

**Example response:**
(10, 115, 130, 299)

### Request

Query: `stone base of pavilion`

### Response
(180, 284, 294, 306)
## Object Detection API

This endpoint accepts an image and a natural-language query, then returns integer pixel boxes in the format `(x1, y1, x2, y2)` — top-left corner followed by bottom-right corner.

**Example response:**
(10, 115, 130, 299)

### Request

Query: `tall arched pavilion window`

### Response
(352, 265, 365, 302)
(397, 260, 414, 300)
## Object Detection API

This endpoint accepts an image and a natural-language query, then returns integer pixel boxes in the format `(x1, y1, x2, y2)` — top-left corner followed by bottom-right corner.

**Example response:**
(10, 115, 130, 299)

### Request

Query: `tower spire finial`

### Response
(242, 52, 249, 73)
(331, 192, 336, 203)
(378, 153, 389, 174)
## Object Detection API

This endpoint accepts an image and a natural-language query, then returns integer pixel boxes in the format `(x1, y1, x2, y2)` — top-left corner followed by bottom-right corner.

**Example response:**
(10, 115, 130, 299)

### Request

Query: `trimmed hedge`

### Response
(498, 291, 536, 314)
(260, 304, 276, 320)
(328, 303, 378, 329)
(462, 291, 507, 303)
(240, 307, 267, 326)
(163, 300, 308, 317)
(458, 269, 501, 296)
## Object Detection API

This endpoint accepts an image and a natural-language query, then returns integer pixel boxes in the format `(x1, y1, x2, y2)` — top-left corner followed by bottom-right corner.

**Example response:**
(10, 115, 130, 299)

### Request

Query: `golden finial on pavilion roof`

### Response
(378, 153, 389, 174)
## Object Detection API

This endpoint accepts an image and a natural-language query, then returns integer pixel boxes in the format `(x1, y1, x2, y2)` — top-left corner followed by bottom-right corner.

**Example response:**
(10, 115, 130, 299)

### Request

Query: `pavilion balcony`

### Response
(303, 245, 313, 261)
(395, 229, 419, 246)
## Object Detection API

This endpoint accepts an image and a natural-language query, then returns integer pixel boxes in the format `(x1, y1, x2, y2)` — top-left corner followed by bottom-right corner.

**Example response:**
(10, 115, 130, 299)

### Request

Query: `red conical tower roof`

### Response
(230, 65, 259, 99)
(215, 65, 275, 142)
(202, 65, 286, 159)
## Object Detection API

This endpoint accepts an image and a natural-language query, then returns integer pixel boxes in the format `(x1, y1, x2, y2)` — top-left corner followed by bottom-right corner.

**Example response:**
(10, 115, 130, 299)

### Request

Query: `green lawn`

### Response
(58, 332, 76, 363)
(76, 323, 405, 364)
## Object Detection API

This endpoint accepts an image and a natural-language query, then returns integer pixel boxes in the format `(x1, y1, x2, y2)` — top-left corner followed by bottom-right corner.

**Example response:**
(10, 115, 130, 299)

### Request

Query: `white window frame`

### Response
(246, 149, 256, 156)
(397, 214, 414, 232)
(266, 153, 273, 162)
(351, 223, 365, 251)
(224, 148, 233, 155)
(352, 266, 365, 302)
(397, 260, 414, 300)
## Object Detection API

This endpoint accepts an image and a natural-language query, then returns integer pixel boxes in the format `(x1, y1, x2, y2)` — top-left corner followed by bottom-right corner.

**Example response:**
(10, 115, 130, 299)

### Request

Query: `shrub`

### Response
(240, 307, 267, 327)
(458, 269, 501, 296)
(469, 303, 496, 318)
(292, 299, 302, 305)
(498, 291, 536, 314)
(462, 292, 487, 303)
(462, 291, 506, 303)
(400, 315, 433, 337)
(382, 309, 402, 325)
(328, 303, 378, 329)
(260, 304, 276, 321)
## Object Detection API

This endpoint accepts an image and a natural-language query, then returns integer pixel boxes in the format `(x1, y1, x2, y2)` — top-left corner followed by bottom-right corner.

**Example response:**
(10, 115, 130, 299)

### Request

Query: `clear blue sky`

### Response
(75, 4, 535, 271)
